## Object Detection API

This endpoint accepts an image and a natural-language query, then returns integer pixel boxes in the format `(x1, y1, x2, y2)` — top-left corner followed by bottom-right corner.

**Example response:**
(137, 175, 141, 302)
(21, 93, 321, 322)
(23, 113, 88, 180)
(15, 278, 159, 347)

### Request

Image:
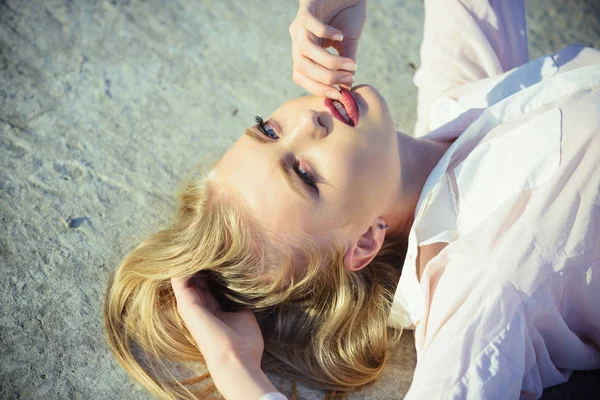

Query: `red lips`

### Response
(324, 90, 359, 127)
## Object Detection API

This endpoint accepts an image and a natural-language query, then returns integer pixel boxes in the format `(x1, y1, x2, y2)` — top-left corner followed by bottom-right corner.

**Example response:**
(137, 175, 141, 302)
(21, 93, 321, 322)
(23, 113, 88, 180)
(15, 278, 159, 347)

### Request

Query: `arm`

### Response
(209, 355, 278, 400)
(414, 0, 529, 136)
(171, 278, 285, 400)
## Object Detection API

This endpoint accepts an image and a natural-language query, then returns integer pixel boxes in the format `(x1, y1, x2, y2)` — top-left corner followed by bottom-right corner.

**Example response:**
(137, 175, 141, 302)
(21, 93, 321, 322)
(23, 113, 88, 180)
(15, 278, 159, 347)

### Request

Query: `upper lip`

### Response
(323, 89, 359, 127)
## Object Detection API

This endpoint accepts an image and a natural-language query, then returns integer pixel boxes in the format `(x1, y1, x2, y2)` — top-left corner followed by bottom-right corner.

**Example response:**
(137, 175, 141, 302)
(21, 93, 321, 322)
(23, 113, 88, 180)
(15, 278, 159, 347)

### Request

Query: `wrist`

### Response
(318, 0, 365, 24)
(209, 353, 277, 400)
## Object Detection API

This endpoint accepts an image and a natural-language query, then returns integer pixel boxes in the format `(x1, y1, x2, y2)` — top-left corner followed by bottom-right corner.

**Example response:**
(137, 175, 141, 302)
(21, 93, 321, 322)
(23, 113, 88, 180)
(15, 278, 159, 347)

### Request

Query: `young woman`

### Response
(104, 0, 600, 399)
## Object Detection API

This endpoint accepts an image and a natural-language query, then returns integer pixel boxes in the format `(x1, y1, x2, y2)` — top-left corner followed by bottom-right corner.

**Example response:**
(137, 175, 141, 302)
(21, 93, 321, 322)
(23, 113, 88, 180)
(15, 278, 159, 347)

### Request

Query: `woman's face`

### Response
(214, 85, 400, 241)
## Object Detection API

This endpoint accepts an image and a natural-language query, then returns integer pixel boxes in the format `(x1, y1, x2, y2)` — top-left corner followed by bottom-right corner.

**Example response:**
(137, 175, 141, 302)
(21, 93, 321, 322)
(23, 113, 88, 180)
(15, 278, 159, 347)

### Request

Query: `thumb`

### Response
(335, 37, 359, 63)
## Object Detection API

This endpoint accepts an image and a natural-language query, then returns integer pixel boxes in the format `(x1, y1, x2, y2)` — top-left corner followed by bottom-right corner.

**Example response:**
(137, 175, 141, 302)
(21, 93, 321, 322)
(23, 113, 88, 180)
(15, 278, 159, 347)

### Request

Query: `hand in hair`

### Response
(171, 277, 279, 399)
(171, 276, 264, 367)
(289, 0, 366, 99)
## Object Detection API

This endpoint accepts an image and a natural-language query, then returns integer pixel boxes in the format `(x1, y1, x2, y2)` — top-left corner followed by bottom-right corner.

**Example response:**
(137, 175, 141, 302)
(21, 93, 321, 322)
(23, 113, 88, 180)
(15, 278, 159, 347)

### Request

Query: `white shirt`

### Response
(387, 1, 600, 397)
(262, 2, 600, 400)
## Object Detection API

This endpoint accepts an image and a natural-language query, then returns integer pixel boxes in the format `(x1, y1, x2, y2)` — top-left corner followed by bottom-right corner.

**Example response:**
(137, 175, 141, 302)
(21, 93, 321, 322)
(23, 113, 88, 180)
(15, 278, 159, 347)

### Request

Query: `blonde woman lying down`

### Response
(104, 0, 600, 399)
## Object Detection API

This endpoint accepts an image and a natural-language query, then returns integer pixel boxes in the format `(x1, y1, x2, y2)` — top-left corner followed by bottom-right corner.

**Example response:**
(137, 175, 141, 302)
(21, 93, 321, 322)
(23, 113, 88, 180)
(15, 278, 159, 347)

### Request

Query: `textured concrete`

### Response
(0, 0, 599, 399)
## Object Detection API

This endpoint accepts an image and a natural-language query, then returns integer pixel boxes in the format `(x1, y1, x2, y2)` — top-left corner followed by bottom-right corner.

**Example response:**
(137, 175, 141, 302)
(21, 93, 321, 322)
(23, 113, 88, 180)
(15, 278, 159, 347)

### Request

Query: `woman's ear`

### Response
(343, 219, 387, 272)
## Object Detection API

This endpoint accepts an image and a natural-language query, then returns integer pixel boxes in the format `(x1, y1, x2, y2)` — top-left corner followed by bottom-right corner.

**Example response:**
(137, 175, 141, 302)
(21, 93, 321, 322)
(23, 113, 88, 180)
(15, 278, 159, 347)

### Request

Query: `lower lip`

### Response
(324, 90, 360, 127)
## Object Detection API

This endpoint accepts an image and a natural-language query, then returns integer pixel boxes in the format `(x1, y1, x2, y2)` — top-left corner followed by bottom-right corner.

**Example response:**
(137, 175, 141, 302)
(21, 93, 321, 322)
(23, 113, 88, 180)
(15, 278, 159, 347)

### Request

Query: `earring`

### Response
(378, 224, 389, 230)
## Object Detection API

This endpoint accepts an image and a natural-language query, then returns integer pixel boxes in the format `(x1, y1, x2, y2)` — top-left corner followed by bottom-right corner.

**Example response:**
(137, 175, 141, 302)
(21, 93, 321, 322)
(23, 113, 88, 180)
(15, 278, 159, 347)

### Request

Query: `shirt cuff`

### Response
(259, 392, 288, 400)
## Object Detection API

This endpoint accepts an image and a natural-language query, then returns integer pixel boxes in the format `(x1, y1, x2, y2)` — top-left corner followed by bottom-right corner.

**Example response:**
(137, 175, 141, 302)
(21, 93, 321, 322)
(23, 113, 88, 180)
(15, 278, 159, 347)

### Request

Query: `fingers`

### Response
(171, 277, 216, 323)
(335, 37, 360, 66)
(297, 1, 343, 41)
(171, 277, 220, 316)
(171, 276, 194, 304)
(291, 32, 356, 98)
(171, 277, 201, 316)
(290, 2, 357, 98)
(293, 70, 341, 100)
(170, 277, 264, 370)
(294, 52, 353, 86)
(302, 32, 356, 71)
(171, 277, 232, 356)
(333, 38, 360, 90)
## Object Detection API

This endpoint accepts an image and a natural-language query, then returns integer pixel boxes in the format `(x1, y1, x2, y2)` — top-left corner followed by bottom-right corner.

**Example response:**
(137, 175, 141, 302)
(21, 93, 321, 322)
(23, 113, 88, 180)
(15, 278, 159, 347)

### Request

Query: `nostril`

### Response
(317, 116, 323, 126)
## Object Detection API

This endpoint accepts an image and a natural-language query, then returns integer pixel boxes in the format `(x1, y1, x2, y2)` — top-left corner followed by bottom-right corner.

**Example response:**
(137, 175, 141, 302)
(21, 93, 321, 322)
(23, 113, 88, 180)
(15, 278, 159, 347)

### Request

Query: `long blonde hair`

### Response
(104, 165, 407, 399)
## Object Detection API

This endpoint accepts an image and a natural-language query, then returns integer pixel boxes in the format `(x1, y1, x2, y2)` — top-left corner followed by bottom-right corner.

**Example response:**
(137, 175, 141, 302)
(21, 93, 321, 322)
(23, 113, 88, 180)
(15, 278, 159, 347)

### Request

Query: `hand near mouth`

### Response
(289, 0, 367, 101)
(324, 89, 360, 126)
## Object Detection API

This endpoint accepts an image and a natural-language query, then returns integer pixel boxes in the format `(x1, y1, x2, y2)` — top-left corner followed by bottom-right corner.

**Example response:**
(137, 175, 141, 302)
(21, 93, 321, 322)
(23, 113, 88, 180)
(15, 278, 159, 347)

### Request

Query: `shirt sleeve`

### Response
(414, 0, 529, 137)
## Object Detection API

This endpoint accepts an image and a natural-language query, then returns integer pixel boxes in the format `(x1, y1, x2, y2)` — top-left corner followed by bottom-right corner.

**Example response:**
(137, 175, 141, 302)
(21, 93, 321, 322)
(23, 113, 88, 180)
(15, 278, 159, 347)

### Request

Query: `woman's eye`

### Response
(262, 124, 278, 140)
(255, 116, 280, 140)
(294, 160, 319, 194)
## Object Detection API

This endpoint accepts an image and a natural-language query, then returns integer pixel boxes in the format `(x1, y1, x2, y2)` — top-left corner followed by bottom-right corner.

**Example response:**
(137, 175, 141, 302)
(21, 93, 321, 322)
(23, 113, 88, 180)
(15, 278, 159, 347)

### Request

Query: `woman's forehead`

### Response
(212, 144, 318, 237)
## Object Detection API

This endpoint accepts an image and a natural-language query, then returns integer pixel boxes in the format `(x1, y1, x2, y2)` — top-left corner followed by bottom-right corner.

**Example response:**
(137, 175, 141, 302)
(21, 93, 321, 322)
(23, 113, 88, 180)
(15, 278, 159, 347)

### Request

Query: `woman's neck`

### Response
(386, 132, 451, 238)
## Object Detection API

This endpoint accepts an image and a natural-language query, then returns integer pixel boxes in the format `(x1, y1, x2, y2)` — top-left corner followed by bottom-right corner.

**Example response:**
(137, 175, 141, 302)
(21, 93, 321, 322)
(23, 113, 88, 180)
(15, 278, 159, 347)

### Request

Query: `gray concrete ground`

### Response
(1, 0, 599, 399)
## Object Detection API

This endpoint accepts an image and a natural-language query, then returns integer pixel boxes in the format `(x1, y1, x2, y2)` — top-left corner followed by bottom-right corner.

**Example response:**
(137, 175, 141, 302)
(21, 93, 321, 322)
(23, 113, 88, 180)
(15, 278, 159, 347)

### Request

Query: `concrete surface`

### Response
(1, 0, 599, 398)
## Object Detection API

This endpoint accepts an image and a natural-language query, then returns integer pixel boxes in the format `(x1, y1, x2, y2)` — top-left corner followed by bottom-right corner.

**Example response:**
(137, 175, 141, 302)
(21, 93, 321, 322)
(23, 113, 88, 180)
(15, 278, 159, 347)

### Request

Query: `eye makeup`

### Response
(293, 159, 318, 193)
(255, 116, 279, 140)
(252, 116, 320, 196)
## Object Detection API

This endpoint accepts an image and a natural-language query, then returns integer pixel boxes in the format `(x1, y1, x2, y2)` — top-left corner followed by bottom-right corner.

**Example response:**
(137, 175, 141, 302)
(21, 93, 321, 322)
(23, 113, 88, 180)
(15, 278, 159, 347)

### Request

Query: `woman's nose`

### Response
(295, 109, 328, 139)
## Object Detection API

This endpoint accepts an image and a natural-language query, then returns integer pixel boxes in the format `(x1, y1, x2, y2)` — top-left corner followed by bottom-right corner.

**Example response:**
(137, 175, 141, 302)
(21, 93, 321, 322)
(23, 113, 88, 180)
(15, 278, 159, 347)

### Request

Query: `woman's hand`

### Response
(289, 0, 367, 100)
(171, 277, 278, 400)
(171, 277, 264, 368)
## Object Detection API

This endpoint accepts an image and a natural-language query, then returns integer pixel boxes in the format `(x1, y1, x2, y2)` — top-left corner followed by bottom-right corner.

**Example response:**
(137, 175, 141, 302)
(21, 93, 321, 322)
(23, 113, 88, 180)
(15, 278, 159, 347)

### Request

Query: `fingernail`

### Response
(326, 91, 342, 100)
(332, 32, 343, 41)
(341, 75, 353, 84)
(341, 62, 357, 71)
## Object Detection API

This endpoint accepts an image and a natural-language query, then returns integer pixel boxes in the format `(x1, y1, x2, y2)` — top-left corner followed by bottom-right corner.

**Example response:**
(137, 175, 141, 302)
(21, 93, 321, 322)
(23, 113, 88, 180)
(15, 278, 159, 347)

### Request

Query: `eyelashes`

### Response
(293, 159, 318, 193)
(255, 116, 279, 140)
(254, 115, 319, 194)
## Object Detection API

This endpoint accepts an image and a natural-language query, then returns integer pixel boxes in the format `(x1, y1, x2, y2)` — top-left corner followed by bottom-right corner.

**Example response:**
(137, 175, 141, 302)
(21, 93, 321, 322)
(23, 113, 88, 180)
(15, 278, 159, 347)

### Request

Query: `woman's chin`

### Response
(351, 84, 394, 133)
